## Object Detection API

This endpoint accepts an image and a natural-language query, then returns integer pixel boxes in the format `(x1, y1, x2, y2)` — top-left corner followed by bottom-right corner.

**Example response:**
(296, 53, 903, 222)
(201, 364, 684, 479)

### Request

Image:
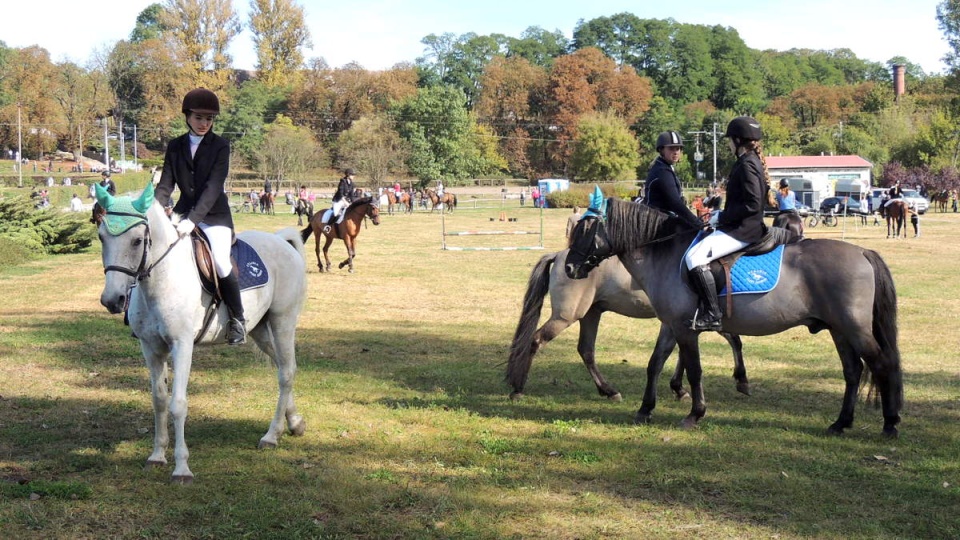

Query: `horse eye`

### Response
(133, 238, 143, 247)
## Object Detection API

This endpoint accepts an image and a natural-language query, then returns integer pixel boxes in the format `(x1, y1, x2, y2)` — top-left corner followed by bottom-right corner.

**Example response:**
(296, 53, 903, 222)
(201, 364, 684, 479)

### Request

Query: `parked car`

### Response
(901, 189, 929, 214)
(819, 196, 867, 215)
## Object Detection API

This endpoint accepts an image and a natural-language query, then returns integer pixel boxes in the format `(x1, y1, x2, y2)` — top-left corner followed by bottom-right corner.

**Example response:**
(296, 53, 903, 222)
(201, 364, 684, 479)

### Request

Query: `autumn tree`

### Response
(249, 0, 311, 88)
(545, 47, 652, 173)
(337, 113, 409, 187)
(159, 0, 241, 89)
(570, 111, 640, 182)
(0, 47, 62, 159)
(255, 114, 325, 192)
(53, 61, 109, 157)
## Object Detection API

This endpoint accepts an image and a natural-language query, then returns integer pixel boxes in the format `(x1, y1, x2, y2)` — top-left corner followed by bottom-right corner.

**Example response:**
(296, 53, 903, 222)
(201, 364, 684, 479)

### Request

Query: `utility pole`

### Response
(17, 102, 23, 188)
(103, 118, 109, 172)
(688, 122, 719, 185)
(133, 125, 138, 167)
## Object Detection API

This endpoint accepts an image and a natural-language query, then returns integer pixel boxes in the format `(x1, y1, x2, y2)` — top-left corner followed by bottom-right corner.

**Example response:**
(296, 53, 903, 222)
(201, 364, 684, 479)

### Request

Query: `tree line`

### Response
(2, 1, 960, 193)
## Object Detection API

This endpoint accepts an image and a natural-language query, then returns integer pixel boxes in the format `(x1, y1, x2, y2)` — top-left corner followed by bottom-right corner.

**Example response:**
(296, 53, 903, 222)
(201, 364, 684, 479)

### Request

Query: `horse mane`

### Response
(347, 196, 373, 209)
(605, 198, 689, 252)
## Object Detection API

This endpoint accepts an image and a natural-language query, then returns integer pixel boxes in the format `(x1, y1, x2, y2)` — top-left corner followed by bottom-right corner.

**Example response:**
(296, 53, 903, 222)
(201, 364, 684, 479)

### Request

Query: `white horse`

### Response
(94, 182, 308, 484)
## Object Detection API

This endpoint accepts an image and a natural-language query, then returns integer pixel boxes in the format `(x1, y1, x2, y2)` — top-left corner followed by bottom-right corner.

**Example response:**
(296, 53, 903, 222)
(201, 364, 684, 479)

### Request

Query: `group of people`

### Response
(639, 117, 772, 332)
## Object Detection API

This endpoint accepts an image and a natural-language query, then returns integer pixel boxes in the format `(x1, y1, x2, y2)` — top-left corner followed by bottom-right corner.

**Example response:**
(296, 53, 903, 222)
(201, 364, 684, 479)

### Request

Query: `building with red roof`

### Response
(766, 155, 873, 207)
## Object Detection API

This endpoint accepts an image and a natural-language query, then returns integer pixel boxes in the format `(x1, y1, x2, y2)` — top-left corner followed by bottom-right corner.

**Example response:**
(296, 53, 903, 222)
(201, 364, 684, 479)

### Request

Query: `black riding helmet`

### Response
(656, 131, 684, 151)
(181, 88, 220, 115)
(779, 178, 790, 188)
(725, 116, 762, 141)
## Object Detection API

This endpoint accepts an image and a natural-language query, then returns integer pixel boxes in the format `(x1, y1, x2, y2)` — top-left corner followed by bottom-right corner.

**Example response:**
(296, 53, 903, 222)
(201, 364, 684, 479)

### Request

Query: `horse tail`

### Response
(300, 224, 313, 243)
(505, 252, 556, 394)
(277, 227, 307, 263)
(864, 249, 903, 410)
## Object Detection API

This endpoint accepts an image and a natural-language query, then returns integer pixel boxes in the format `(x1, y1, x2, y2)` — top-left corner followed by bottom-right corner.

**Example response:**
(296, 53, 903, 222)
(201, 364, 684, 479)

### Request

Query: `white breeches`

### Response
(684, 230, 750, 269)
(332, 199, 347, 217)
(198, 223, 233, 278)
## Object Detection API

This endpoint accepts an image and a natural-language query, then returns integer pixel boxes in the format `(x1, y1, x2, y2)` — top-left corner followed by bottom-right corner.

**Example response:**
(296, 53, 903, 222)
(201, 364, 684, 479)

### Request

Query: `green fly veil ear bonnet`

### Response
(95, 182, 156, 235)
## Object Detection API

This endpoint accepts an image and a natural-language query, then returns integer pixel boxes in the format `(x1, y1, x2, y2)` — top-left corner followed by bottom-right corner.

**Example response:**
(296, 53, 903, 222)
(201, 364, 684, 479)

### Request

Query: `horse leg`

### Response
(338, 237, 355, 272)
(143, 344, 171, 469)
(677, 332, 706, 429)
(826, 329, 864, 435)
(720, 332, 750, 395)
(636, 323, 679, 424)
(311, 231, 330, 273)
(576, 309, 622, 401)
(168, 340, 195, 484)
(322, 236, 334, 272)
(249, 322, 305, 447)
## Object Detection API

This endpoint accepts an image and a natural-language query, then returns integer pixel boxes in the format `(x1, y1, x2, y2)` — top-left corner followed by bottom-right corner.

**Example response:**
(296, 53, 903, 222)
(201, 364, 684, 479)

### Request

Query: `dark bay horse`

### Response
(425, 188, 457, 213)
(507, 249, 749, 402)
(564, 198, 902, 437)
(259, 191, 275, 215)
(884, 199, 908, 238)
(301, 197, 380, 273)
(294, 199, 314, 226)
(385, 190, 412, 215)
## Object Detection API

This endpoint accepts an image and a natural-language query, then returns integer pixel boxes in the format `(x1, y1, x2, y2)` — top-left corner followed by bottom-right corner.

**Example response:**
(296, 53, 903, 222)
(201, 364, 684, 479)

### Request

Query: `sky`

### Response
(3, 0, 951, 75)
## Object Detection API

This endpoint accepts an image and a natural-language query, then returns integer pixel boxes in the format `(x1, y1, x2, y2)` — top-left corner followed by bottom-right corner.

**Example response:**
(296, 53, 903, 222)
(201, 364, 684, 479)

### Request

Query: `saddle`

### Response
(191, 229, 228, 298)
(705, 227, 802, 316)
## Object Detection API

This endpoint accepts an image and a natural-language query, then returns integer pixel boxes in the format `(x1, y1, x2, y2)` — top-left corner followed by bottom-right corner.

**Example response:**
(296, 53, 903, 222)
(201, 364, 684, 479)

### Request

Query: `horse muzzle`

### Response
(100, 290, 129, 315)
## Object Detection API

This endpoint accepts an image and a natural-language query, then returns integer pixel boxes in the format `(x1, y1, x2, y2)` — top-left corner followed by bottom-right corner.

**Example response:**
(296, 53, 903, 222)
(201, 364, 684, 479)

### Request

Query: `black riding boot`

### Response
(688, 265, 723, 332)
(219, 273, 246, 345)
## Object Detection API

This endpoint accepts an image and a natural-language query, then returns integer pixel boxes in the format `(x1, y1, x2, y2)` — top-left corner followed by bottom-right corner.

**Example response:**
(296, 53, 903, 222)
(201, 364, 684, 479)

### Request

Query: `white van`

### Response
(869, 187, 930, 214)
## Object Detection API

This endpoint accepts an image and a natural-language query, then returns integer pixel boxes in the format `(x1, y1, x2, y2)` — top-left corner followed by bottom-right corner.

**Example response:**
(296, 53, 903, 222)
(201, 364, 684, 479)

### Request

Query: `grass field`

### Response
(1, 197, 958, 539)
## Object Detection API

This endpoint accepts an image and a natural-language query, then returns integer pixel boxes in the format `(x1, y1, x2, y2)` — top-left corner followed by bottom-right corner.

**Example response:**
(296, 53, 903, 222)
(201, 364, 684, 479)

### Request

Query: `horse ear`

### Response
(94, 182, 115, 209)
(132, 182, 156, 213)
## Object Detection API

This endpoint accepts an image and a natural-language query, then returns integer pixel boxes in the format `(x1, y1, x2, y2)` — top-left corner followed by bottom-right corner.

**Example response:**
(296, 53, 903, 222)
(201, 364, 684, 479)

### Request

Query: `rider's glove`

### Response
(176, 219, 195, 238)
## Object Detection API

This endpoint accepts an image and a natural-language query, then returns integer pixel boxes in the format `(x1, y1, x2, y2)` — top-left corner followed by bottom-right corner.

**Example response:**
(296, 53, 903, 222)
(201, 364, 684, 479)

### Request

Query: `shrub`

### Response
(0, 196, 96, 255)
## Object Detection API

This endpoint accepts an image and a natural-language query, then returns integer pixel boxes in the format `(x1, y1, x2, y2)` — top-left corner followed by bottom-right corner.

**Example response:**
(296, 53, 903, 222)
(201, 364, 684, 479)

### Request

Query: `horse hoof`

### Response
(289, 418, 306, 437)
(882, 426, 899, 439)
(258, 439, 278, 450)
(673, 388, 689, 401)
(680, 416, 700, 430)
(144, 459, 166, 470)
(171, 474, 194, 485)
(607, 392, 623, 402)
(509, 391, 524, 401)
(634, 412, 652, 425)
(826, 424, 846, 436)
(348, 268, 355, 274)
(736, 382, 751, 396)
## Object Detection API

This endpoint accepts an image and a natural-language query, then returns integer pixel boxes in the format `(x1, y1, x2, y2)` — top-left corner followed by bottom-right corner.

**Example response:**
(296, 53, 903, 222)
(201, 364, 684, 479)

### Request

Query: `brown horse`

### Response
(301, 197, 380, 273)
(424, 188, 457, 213)
(385, 190, 412, 215)
(884, 199, 908, 238)
(259, 190, 275, 215)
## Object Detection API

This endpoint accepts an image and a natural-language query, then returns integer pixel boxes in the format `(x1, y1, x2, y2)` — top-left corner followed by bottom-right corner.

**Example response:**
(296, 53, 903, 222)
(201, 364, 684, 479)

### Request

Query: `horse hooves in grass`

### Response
(736, 381, 751, 396)
(680, 416, 700, 429)
(258, 439, 278, 450)
(144, 460, 166, 470)
(672, 387, 689, 400)
(607, 392, 623, 402)
(634, 411, 652, 424)
(826, 423, 847, 436)
(289, 418, 306, 437)
(882, 426, 899, 439)
(171, 475, 194, 485)
(509, 391, 524, 401)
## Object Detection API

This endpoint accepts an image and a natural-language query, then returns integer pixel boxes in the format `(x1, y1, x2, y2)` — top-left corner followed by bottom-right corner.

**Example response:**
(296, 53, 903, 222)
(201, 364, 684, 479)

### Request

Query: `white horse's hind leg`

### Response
(252, 321, 304, 449)
(143, 346, 170, 468)
(168, 340, 195, 484)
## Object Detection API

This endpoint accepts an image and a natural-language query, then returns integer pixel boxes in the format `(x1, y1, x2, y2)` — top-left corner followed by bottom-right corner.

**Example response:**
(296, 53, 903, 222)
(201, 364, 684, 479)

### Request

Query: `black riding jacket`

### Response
(643, 156, 700, 227)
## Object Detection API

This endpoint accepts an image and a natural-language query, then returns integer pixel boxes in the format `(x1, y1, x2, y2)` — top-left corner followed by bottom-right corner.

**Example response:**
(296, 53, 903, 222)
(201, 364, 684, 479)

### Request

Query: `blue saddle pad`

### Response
(232, 239, 269, 291)
(719, 245, 784, 296)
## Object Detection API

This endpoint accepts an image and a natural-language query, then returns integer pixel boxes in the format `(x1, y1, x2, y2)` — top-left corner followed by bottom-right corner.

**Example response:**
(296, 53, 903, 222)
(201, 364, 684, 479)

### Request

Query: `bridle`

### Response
(102, 211, 182, 282)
